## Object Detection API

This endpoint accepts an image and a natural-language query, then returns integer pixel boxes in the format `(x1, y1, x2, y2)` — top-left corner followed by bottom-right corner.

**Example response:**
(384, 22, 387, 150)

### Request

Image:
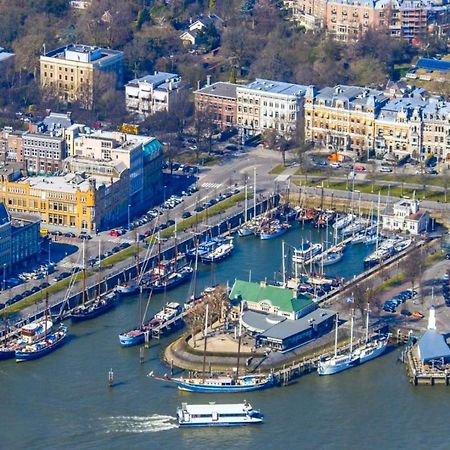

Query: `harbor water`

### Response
(0, 224, 447, 450)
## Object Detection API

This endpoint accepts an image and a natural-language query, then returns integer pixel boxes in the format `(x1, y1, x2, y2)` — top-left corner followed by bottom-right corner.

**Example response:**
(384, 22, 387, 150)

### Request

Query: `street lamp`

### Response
(2, 263, 6, 291)
(48, 240, 51, 266)
(163, 185, 167, 203)
(128, 204, 131, 231)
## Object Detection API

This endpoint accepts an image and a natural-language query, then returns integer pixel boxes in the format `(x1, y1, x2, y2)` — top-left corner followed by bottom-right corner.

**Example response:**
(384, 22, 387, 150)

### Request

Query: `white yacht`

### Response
(177, 401, 263, 427)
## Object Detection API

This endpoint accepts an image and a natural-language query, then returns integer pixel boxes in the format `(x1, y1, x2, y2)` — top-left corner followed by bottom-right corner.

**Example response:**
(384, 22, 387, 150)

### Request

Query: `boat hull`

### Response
(70, 297, 117, 323)
(175, 379, 273, 393)
(358, 340, 388, 365)
(15, 329, 68, 362)
(116, 285, 139, 296)
(147, 271, 192, 293)
(178, 420, 263, 427)
(0, 348, 16, 360)
(317, 356, 359, 375)
(119, 331, 145, 347)
(260, 227, 288, 240)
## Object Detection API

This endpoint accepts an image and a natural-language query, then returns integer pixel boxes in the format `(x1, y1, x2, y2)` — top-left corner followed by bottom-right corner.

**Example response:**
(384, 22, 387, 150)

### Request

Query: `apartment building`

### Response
(374, 96, 425, 158)
(237, 79, 308, 138)
(283, 0, 450, 41)
(421, 100, 450, 161)
(194, 81, 238, 130)
(40, 44, 124, 108)
(21, 132, 67, 174)
(125, 72, 182, 119)
(304, 85, 388, 155)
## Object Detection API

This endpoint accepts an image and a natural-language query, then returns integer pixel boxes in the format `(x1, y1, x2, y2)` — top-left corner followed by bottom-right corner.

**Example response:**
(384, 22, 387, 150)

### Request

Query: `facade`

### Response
(69, 130, 163, 207)
(0, 203, 41, 274)
(304, 85, 388, 156)
(374, 96, 425, 158)
(283, 0, 450, 41)
(382, 199, 429, 234)
(125, 72, 182, 119)
(40, 44, 124, 108)
(0, 172, 132, 232)
(194, 81, 238, 130)
(22, 132, 67, 174)
(237, 79, 308, 138)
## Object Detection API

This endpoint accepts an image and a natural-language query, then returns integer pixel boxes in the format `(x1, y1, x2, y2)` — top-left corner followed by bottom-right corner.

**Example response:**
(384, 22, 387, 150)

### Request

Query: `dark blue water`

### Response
(0, 225, 446, 450)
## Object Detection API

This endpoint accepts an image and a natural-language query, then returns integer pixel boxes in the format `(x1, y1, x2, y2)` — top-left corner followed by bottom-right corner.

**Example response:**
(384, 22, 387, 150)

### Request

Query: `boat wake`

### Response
(101, 414, 177, 433)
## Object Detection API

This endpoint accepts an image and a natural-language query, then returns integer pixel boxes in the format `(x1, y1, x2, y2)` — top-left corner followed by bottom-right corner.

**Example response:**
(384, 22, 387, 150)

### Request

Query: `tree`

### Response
(185, 286, 230, 347)
(403, 247, 423, 296)
(351, 279, 377, 319)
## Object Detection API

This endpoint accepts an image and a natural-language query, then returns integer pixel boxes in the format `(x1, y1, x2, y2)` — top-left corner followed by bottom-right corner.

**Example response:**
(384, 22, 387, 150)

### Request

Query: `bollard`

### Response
(145, 330, 150, 349)
(108, 368, 114, 387)
(140, 346, 145, 364)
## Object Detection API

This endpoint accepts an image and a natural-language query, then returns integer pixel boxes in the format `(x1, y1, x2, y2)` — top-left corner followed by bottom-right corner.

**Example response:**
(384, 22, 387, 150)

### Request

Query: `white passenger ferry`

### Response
(177, 401, 263, 427)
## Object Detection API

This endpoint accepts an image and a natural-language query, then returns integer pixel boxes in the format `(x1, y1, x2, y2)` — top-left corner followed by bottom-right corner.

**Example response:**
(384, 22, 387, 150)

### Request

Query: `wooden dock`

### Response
(404, 345, 450, 386)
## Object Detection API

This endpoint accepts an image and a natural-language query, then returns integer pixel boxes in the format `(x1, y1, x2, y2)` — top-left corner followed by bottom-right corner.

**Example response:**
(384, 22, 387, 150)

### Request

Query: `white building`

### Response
(382, 198, 429, 235)
(236, 79, 307, 139)
(125, 72, 182, 119)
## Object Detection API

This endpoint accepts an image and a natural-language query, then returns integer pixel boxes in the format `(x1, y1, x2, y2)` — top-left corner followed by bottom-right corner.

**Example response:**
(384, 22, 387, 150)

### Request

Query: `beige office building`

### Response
(40, 44, 124, 108)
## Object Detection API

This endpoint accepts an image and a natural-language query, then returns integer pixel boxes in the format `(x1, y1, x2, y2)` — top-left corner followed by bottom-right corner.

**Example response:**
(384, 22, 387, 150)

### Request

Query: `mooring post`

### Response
(140, 346, 144, 364)
(145, 330, 150, 348)
(108, 368, 114, 387)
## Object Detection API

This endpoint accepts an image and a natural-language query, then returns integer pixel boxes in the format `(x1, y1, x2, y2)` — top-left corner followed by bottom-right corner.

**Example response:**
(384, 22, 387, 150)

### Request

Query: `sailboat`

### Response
(117, 237, 140, 295)
(119, 288, 152, 347)
(141, 227, 193, 292)
(354, 303, 389, 365)
(317, 311, 359, 375)
(237, 168, 256, 237)
(170, 303, 274, 392)
(15, 292, 68, 362)
(71, 240, 118, 322)
(200, 237, 234, 264)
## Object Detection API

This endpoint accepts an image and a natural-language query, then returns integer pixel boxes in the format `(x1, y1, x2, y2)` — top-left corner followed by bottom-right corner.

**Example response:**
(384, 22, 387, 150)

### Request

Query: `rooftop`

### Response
(239, 79, 308, 97)
(230, 279, 313, 313)
(43, 44, 123, 64)
(17, 172, 116, 193)
(127, 71, 181, 90)
(242, 308, 335, 341)
(418, 330, 450, 363)
(195, 82, 238, 99)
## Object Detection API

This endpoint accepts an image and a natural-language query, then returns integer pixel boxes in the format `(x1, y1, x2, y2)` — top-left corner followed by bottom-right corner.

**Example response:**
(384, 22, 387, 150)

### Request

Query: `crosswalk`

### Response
(201, 182, 222, 189)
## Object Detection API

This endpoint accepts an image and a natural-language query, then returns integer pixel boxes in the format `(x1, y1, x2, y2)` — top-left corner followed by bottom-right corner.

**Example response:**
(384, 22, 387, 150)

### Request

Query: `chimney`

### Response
(206, 75, 211, 86)
(169, 79, 173, 91)
(197, 80, 201, 90)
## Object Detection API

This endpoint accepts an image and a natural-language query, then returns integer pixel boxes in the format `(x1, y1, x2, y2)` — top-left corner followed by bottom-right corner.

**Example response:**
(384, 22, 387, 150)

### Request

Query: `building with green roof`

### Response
(230, 279, 316, 321)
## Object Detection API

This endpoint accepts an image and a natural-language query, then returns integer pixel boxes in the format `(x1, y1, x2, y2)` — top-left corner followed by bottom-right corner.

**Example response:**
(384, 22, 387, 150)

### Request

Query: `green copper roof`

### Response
(230, 279, 313, 313)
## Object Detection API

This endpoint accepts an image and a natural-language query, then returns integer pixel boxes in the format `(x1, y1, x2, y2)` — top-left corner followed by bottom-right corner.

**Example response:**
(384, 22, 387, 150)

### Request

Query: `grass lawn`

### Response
(375, 174, 447, 188)
(269, 164, 286, 175)
(315, 180, 448, 202)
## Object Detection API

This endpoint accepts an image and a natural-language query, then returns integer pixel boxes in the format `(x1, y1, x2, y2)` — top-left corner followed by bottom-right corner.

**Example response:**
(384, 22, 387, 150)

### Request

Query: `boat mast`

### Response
(235, 301, 243, 379)
(174, 221, 178, 271)
(334, 312, 339, 358)
(244, 179, 248, 224)
(192, 234, 199, 300)
(136, 232, 140, 284)
(365, 302, 370, 344)
(349, 307, 354, 357)
(376, 192, 381, 251)
(253, 167, 256, 220)
(201, 303, 209, 382)
(97, 239, 102, 299)
(282, 240, 286, 286)
(82, 239, 86, 305)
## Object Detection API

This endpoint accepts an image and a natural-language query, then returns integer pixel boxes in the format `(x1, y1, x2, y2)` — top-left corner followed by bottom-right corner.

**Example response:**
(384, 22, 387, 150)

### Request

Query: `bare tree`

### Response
(403, 247, 423, 295)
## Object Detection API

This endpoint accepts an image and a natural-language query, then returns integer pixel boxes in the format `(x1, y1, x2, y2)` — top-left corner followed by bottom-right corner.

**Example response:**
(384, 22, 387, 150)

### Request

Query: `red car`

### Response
(110, 229, 120, 237)
(355, 165, 366, 172)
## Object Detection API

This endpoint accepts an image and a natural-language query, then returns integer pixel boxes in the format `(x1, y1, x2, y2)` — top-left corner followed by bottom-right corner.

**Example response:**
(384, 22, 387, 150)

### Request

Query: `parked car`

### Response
(182, 211, 192, 219)
(379, 166, 393, 173)
(401, 309, 412, 316)
(354, 165, 366, 172)
(412, 311, 424, 319)
(79, 232, 92, 240)
(64, 232, 76, 238)
(166, 219, 176, 227)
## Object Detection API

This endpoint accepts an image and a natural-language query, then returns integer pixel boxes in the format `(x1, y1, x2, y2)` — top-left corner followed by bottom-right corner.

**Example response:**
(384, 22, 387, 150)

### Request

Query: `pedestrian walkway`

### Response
(201, 182, 222, 189)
